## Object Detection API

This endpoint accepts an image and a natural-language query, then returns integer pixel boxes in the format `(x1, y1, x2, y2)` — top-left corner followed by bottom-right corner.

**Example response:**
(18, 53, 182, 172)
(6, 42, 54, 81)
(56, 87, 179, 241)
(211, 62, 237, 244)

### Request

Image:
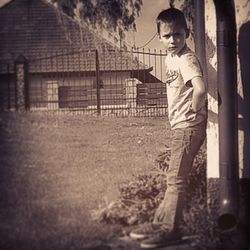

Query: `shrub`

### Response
(91, 171, 167, 226)
(92, 148, 223, 248)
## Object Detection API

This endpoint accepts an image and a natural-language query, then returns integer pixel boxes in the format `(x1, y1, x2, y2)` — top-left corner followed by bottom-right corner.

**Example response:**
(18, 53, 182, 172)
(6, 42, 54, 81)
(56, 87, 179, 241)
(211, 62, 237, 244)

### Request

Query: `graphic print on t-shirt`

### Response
(166, 69, 179, 85)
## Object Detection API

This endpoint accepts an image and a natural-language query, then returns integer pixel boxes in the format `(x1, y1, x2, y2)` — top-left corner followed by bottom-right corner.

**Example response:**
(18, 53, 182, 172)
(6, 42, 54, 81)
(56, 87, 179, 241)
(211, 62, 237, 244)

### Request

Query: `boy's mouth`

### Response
(168, 46, 178, 51)
(168, 46, 179, 54)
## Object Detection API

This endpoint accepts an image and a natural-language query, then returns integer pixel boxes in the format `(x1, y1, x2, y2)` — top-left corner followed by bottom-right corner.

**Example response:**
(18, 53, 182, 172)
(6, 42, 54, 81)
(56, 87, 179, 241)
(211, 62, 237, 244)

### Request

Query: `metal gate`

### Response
(0, 48, 168, 117)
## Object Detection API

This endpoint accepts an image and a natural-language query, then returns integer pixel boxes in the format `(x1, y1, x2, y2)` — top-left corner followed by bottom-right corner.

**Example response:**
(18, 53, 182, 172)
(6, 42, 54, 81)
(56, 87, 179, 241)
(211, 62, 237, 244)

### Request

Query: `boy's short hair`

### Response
(156, 8, 188, 34)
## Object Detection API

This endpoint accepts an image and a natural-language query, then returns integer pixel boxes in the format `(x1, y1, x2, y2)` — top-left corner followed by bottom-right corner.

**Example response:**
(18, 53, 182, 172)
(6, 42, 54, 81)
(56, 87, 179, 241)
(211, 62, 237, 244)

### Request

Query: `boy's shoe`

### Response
(129, 223, 162, 240)
(140, 230, 182, 249)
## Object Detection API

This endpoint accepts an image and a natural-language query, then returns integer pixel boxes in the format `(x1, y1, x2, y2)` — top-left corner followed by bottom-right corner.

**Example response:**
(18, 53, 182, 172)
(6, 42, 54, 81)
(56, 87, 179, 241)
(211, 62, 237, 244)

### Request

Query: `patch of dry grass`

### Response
(0, 112, 170, 249)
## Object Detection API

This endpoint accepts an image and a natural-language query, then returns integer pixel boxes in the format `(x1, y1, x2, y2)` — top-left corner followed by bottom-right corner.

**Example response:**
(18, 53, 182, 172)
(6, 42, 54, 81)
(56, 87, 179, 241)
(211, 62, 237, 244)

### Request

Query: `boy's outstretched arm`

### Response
(191, 76, 207, 112)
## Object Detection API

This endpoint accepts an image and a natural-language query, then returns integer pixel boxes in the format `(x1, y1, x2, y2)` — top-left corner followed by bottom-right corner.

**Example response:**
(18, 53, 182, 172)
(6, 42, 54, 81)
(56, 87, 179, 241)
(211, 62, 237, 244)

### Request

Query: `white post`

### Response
(125, 78, 142, 114)
(47, 81, 59, 110)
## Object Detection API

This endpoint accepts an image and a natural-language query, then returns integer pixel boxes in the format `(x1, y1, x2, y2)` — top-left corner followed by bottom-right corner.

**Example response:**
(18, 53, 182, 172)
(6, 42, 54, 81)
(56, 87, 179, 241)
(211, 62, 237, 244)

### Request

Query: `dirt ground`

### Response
(0, 112, 180, 250)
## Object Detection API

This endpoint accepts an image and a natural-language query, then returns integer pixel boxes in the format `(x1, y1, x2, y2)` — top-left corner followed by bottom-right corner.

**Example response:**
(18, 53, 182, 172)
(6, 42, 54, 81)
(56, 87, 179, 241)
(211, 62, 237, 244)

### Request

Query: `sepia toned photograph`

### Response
(0, 0, 249, 249)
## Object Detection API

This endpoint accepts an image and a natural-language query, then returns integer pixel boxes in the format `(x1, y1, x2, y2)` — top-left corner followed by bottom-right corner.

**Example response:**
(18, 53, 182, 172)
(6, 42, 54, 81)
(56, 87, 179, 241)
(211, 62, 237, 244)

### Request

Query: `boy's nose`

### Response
(169, 35, 175, 43)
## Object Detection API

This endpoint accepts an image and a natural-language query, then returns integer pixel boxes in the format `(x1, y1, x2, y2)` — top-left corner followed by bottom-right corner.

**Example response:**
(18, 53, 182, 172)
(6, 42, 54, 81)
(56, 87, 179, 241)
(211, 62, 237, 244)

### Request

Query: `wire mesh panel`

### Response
(0, 48, 168, 117)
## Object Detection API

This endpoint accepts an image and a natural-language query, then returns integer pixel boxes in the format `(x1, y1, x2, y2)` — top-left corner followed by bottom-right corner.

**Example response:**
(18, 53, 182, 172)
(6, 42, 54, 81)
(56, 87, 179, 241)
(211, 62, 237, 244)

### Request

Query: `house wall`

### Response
(205, 0, 250, 180)
(205, 0, 250, 235)
(28, 71, 131, 110)
(0, 68, 167, 115)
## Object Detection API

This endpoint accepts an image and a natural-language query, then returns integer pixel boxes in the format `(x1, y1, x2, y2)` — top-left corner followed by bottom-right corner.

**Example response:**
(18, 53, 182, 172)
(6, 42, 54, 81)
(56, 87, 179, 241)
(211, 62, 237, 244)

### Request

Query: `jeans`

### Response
(153, 120, 206, 231)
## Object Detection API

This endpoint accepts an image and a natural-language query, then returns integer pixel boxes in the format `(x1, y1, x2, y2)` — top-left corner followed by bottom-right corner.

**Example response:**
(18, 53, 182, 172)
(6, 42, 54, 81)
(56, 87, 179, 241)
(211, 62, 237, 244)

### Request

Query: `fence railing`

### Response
(0, 48, 168, 117)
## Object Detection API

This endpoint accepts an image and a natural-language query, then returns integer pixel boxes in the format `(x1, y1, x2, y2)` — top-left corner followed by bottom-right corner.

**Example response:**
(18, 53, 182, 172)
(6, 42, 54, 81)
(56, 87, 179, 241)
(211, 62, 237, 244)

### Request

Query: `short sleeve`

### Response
(180, 53, 203, 85)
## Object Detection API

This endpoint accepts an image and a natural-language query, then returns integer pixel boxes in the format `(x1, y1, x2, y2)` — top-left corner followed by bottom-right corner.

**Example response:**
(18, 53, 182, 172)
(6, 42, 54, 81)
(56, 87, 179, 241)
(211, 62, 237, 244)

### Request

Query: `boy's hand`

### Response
(191, 76, 207, 112)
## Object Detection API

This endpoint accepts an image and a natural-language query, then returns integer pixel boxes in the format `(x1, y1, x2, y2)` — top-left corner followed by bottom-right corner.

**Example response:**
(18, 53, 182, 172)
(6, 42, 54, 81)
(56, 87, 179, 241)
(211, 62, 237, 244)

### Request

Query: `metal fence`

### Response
(0, 48, 168, 117)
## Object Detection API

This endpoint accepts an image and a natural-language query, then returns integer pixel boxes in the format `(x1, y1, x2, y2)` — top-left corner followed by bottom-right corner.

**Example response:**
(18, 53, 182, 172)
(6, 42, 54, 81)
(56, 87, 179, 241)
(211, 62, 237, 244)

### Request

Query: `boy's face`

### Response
(159, 21, 187, 55)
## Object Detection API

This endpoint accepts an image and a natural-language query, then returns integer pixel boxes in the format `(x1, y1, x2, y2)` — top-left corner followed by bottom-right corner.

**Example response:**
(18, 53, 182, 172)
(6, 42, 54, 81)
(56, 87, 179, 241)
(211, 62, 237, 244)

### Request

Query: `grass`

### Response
(0, 112, 170, 250)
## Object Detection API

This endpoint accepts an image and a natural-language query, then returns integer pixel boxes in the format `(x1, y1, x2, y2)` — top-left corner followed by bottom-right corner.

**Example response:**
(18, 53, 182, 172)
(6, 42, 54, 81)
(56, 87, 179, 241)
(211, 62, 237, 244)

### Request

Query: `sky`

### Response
(0, 0, 169, 50)
(128, 0, 169, 50)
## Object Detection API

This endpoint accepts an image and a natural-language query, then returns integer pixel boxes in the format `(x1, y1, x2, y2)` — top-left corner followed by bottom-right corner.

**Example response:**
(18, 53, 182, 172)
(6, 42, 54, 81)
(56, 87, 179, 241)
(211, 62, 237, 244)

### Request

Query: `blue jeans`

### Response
(153, 121, 206, 231)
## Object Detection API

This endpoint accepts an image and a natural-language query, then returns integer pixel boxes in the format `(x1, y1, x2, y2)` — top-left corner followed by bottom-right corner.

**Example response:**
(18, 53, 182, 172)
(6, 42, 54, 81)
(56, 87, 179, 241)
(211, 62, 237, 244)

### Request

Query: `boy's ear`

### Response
(186, 29, 190, 38)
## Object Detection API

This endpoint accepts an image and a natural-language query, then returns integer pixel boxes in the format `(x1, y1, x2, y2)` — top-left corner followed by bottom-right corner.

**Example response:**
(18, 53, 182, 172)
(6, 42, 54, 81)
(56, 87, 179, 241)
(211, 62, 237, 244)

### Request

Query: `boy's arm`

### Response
(190, 76, 207, 112)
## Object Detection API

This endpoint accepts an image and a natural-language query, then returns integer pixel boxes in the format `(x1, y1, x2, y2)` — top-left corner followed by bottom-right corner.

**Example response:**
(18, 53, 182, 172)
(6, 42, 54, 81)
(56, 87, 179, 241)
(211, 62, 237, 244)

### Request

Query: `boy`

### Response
(130, 8, 207, 249)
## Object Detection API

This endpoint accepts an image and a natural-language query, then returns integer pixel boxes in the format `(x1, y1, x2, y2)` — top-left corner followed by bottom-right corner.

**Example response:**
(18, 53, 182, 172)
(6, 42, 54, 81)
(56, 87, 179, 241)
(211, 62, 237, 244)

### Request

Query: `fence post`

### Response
(95, 50, 101, 115)
(7, 63, 11, 110)
(14, 54, 29, 111)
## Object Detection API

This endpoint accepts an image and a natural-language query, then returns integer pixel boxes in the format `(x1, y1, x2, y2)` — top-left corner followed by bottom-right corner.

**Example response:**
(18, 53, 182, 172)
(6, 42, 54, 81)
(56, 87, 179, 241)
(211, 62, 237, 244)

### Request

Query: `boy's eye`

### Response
(174, 33, 180, 37)
(163, 33, 181, 39)
(163, 34, 171, 39)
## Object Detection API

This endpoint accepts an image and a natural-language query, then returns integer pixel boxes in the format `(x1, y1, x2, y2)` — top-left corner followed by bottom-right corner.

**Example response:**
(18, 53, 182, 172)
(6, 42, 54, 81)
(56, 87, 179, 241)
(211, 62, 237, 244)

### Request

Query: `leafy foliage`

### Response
(91, 149, 171, 226)
(91, 147, 228, 248)
(48, 0, 142, 36)
(91, 171, 167, 226)
(91, 148, 207, 228)
(170, 0, 195, 38)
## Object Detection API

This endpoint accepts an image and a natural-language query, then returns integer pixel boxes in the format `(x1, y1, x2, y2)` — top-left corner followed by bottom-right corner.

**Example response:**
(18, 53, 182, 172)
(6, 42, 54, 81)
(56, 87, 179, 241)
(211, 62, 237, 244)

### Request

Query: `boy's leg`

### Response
(153, 123, 206, 231)
(129, 122, 206, 245)
(138, 123, 206, 248)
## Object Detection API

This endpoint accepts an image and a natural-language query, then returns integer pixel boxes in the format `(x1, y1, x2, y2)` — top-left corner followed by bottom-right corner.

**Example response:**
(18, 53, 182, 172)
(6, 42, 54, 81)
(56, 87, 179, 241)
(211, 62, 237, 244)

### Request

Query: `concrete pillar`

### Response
(125, 78, 142, 115)
(47, 81, 59, 110)
(15, 55, 29, 111)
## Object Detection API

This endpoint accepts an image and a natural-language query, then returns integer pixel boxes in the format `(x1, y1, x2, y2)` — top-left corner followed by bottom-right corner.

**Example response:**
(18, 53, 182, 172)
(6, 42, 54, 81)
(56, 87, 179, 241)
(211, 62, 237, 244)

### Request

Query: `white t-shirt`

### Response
(165, 45, 207, 129)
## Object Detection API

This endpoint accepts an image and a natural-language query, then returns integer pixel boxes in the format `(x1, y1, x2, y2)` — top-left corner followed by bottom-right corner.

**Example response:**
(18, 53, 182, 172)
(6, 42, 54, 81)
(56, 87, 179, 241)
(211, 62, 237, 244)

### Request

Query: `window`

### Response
(58, 86, 88, 108)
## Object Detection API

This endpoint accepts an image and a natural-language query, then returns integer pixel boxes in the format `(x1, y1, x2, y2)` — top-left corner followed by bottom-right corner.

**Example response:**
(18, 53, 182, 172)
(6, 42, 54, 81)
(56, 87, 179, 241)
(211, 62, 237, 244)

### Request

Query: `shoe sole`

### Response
(129, 232, 149, 240)
(140, 238, 186, 249)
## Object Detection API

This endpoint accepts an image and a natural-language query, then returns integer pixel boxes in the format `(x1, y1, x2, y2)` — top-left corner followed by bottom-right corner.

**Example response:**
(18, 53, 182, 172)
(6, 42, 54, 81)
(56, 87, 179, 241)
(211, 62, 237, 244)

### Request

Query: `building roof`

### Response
(0, 0, 151, 74)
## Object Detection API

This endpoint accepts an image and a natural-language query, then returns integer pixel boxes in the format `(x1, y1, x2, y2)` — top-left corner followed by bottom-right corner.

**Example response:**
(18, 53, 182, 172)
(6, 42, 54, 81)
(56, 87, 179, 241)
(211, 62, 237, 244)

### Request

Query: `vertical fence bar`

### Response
(39, 50, 43, 109)
(56, 50, 59, 110)
(160, 50, 164, 112)
(160, 50, 163, 82)
(66, 48, 70, 111)
(90, 51, 94, 112)
(141, 48, 146, 112)
(120, 49, 123, 116)
(114, 50, 118, 113)
(7, 63, 11, 110)
(148, 49, 151, 83)
(103, 49, 106, 109)
(77, 48, 81, 112)
(154, 49, 157, 114)
(142, 48, 146, 83)
(25, 59, 30, 110)
(95, 49, 101, 115)
(154, 49, 157, 83)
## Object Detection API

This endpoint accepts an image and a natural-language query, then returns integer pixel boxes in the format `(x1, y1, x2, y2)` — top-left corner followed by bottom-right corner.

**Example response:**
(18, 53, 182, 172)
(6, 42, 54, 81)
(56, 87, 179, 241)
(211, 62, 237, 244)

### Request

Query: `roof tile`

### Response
(0, 0, 149, 73)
